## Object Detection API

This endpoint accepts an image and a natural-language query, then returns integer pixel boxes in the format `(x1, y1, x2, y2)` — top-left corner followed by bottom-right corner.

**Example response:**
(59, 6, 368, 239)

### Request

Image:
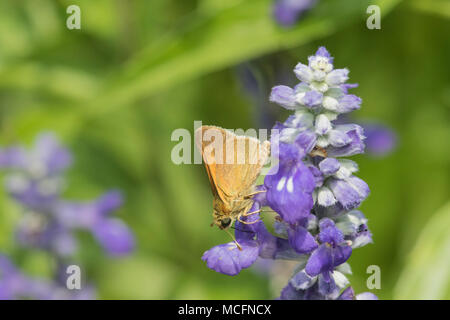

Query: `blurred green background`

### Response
(0, 0, 449, 299)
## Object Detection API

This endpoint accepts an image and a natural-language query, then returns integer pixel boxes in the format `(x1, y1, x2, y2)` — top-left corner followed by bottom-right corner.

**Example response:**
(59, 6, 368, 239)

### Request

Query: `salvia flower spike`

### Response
(202, 47, 377, 300)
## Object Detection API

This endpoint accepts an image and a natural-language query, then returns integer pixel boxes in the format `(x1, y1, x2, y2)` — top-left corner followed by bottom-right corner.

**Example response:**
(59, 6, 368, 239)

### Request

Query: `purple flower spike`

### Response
(203, 47, 374, 300)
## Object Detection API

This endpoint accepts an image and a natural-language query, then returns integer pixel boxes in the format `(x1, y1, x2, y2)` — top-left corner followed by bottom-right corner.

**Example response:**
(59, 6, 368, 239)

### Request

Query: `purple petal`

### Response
(0, 255, 17, 275)
(325, 68, 349, 86)
(96, 191, 123, 216)
(327, 126, 365, 157)
(305, 244, 333, 277)
(294, 63, 313, 82)
(338, 286, 356, 300)
(33, 133, 72, 174)
(7, 180, 60, 212)
(201, 241, 259, 276)
(318, 158, 340, 175)
(363, 124, 397, 156)
(288, 225, 318, 254)
(265, 160, 315, 225)
(256, 223, 298, 260)
(317, 186, 337, 207)
(273, 0, 316, 26)
(302, 90, 323, 107)
(308, 165, 324, 187)
(270, 85, 297, 109)
(56, 201, 100, 228)
(278, 140, 306, 163)
(0, 147, 27, 168)
(279, 283, 305, 300)
(327, 177, 369, 209)
(53, 232, 77, 257)
(340, 83, 358, 94)
(318, 218, 344, 246)
(295, 130, 317, 154)
(328, 129, 352, 147)
(333, 244, 352, 266)
(318, 273, 337, 296)
(336, 94, 362, 113)
(93, 218, 135, 256)
(315, 46, 333, 61)
(347, 176, 370, 197)
(290, 270, 316, 290)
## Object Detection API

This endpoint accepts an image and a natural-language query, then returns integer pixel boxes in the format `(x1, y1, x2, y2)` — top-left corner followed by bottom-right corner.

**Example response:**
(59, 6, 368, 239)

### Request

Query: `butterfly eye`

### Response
(220, 218, 232, 229)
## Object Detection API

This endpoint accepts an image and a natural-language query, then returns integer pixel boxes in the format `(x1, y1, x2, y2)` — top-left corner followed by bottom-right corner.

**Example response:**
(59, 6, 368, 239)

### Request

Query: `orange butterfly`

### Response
(195, 126, 270, 245)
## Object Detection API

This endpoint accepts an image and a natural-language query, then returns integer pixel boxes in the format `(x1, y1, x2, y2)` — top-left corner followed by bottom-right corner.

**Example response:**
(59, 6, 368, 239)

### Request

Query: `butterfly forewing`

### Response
(195, 126, 270, 204)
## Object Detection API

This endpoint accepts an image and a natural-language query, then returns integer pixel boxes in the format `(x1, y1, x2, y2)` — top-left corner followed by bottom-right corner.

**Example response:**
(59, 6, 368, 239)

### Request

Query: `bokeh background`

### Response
(0, 0, 449, 299)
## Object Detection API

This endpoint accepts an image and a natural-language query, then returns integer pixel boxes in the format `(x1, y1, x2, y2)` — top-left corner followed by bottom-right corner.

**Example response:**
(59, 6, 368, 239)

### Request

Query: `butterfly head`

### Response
(218, 217, 232, 229)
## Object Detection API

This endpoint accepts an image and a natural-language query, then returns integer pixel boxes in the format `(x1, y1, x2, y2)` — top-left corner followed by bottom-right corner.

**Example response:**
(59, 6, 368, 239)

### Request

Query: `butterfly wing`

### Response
(195, 126, 270, 204)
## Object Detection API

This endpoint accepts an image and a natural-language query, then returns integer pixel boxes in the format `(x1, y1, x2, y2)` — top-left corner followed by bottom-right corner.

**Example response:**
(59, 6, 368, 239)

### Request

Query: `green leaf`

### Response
(408, 0, 450, 19)
(394, 201, 450, 299)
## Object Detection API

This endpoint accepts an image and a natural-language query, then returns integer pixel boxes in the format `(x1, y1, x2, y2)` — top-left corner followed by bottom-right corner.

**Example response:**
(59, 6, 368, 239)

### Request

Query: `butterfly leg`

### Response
(242, 209, 261, 217)
(237, 215, 261, 225)
(244, 190, 266, 199)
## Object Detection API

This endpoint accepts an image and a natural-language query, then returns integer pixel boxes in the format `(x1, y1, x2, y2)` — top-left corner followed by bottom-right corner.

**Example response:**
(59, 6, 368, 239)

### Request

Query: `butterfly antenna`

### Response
(225, 228, 242, 251)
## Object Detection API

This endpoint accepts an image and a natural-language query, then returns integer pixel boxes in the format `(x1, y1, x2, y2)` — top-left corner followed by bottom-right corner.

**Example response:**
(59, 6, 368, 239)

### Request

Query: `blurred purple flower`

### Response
(273, 0, 317, 26)
(362, 123, 397, 156)
(1, 133, 70, 212)
(92, 218, 135, 256)
(56, 191, 135, 256)
(0, 132, 135, 300)
(0, 255, 95, 300)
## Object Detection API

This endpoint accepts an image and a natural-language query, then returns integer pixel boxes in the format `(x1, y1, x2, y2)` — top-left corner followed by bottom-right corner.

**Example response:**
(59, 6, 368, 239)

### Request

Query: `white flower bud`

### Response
(322, 96, 339, 111)
(315, 114, 332, 135)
